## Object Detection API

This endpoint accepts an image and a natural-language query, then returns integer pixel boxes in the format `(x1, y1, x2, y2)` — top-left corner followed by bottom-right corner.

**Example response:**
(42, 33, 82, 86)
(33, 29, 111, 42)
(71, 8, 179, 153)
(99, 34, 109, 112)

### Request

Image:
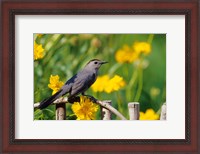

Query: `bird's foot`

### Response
(68, 96, 80, 104)
(82, 94, 97, 103)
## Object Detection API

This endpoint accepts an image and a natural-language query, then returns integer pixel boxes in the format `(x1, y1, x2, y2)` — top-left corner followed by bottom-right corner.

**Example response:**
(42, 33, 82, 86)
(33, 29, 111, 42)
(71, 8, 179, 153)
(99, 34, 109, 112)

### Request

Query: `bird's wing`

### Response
(69, 72, 96, 97)
(60, 74, 78, 94)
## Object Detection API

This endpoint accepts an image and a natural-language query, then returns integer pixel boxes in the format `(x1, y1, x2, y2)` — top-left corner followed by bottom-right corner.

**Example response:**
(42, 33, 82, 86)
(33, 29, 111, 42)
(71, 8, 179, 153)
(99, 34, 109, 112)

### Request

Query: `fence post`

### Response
(160, 103, 166, 120)
(128, 102, 140, 120)
(56, 104, 66, 120)
(101, 101, 112, 120)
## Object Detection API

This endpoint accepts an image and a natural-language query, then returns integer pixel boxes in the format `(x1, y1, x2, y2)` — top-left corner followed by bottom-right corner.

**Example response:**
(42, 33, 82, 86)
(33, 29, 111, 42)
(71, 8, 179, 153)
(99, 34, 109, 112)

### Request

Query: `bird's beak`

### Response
(101, 61, 108, 65)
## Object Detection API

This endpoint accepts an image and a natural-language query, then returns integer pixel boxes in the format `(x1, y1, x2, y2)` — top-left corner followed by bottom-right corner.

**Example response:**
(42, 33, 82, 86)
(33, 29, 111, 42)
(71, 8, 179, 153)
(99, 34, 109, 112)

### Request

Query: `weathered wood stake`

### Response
(160, 103, 166, 120)
(97, 100, 127, 120)
(101, 101, 112, 120)
(56, 104, 66, 120)
(128, 102, 140, 120)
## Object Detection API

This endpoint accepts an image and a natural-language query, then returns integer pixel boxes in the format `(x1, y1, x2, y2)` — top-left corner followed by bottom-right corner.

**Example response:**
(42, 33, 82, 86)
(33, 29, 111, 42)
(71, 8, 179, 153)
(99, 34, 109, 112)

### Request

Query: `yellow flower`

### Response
(34, 41, 45, 60)
(115, 42, 151, 63)
(92, 75, 125, 93)
(105, 75, 126, 93)
(139, 109, 159, 120)
(48, 75, 64, 95)
(115, 45, 138, 63)
(91, 75, 109, 92)
(133, 42, 151, 55)
(71, 96, 99, 120)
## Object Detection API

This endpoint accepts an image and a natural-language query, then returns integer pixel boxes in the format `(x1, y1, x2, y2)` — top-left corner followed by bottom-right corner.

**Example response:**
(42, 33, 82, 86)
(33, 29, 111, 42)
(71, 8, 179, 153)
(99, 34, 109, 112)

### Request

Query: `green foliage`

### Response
(34, 34, 166, 120)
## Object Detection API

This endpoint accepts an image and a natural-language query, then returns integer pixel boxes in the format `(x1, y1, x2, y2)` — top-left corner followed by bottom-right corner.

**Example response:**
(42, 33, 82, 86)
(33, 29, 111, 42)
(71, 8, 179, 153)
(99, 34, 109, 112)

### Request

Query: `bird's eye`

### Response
(94, 62, 98, 64)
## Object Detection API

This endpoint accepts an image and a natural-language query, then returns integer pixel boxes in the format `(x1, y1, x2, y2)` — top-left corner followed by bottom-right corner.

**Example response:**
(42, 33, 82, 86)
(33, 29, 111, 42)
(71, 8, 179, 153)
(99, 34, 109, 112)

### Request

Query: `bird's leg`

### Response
(68, 96, 80, 104)
(81, 93, 97, 102)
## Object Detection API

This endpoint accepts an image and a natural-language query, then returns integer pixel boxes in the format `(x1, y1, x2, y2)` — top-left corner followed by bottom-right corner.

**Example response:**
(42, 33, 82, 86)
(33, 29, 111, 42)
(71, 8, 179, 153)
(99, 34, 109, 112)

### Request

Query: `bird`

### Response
(38, 59, 108, 109)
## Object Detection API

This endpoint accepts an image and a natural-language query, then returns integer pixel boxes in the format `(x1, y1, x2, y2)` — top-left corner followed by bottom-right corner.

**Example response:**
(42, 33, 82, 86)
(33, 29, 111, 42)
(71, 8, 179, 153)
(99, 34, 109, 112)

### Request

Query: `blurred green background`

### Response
(34, 34, 166, 120)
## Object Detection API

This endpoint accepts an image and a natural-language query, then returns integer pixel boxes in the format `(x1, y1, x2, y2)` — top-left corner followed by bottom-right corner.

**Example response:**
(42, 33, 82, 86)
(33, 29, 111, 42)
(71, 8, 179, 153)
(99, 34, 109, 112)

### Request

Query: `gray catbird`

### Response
(38, 59, 108, 109)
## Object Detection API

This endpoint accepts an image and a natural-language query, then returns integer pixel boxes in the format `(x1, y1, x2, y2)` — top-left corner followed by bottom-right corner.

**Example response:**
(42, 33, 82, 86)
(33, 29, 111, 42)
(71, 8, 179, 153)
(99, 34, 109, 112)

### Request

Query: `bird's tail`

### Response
(38, 90, 63, 109)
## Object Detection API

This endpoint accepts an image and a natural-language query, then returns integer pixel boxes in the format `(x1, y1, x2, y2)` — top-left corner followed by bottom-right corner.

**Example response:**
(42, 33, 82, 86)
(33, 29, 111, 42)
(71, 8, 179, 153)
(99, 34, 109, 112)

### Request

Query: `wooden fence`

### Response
(34, 97, 166, 120)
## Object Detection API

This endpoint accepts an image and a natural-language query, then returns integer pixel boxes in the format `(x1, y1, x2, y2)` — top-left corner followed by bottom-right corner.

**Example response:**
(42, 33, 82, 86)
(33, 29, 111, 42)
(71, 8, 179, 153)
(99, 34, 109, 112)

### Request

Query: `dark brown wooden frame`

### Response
(1, 0, 199, 153)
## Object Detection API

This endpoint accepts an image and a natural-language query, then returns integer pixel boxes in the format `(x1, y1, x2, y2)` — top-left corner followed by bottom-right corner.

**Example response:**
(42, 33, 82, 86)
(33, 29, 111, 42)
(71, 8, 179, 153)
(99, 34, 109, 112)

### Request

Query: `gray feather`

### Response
(38, 59, 107, 109)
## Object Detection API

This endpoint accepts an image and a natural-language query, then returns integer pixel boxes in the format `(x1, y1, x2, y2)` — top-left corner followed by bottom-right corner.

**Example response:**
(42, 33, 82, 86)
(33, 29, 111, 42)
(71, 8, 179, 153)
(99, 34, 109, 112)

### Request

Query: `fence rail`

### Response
(34, 97, 166, 120)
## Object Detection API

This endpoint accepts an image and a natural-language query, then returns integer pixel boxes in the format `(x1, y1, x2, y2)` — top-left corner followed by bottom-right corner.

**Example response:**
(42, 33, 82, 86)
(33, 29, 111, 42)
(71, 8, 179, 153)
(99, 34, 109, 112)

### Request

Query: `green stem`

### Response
(134, 63, 143, 102)
(125, 63, 129, 78)
(147, 34, 154, 44)
(132, 34, 154, 102)
(126, 68, 138, 101)
(129, 67, 138, 88)
(116, 92, 123, 114)
(43, 34, 64, 66)
(109, 63, 121, 75)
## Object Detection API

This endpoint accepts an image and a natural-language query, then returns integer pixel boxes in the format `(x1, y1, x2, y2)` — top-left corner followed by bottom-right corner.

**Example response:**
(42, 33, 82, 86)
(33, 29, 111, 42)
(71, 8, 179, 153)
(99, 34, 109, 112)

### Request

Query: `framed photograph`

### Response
(33, 33, 166, 121)
(1, 0, 199, 153)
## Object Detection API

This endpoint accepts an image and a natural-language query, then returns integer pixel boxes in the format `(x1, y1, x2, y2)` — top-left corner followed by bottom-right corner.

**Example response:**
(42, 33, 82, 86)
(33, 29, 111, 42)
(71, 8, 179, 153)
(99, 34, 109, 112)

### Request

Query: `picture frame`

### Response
(1, 0, 199, 153)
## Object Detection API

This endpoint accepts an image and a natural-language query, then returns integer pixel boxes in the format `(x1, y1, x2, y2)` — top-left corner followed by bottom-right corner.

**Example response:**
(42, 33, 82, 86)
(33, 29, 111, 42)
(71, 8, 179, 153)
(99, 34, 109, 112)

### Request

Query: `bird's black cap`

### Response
(86, 59, 108, 65)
